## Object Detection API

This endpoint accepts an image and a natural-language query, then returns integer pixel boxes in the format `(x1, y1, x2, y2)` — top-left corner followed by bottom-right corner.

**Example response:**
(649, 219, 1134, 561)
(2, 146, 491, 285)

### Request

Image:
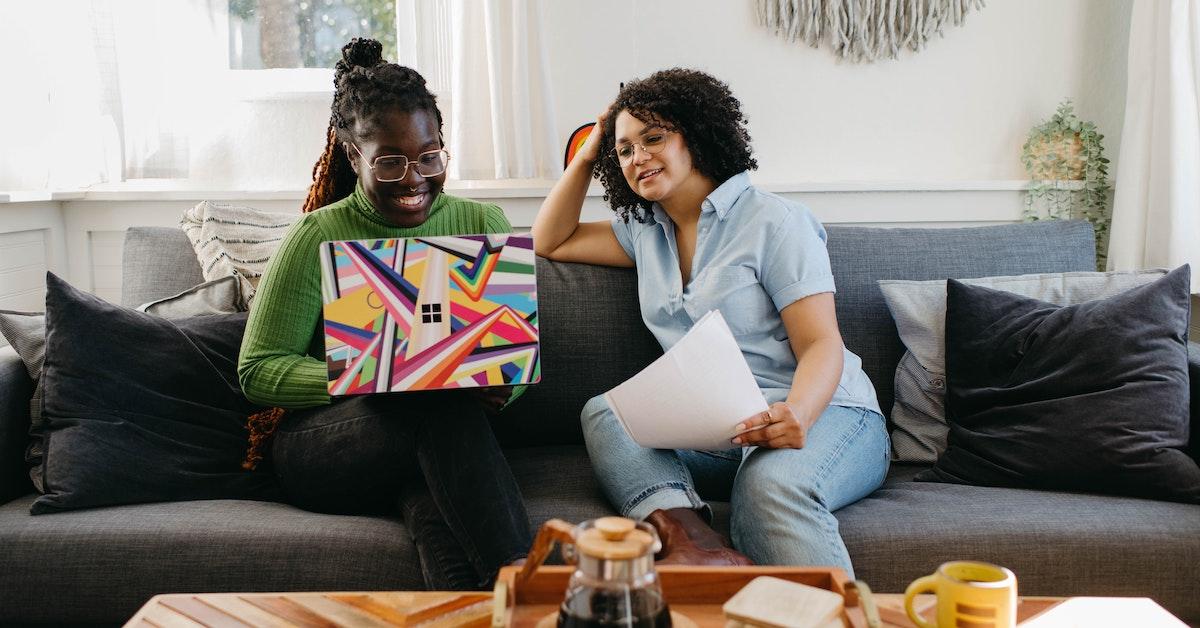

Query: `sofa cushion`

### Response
(36, 273, 281, 513)
(878, 269, 1167, 463)
(2, 450, 1197, 624)
(493, 260, 662, 446)
(122, 226, 207, 308)
(837, 467, 1200, 624)
(121, 221, 1098, 447)
(922, 267, 1199, 503)
(0, 494, 424, 624)
(824, 221, 1096, 422)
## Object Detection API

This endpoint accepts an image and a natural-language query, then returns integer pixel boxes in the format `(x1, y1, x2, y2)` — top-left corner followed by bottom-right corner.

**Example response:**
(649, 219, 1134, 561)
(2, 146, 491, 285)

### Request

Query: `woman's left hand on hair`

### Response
(731, 402, 812, 449)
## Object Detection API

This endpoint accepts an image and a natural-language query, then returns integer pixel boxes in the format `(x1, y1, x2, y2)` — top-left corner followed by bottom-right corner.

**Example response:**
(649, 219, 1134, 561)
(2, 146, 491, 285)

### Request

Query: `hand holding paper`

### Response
(602, 310, 767, 450)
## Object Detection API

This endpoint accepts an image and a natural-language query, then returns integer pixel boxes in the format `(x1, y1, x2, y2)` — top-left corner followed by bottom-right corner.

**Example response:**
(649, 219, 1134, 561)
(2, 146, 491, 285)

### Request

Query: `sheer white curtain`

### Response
(0, 0, 224, 189)
(1108, 0, 1200, 294)
(447, 0, 560, 180)
(103, 0, 225, 180)
(0, 2, 116, 190)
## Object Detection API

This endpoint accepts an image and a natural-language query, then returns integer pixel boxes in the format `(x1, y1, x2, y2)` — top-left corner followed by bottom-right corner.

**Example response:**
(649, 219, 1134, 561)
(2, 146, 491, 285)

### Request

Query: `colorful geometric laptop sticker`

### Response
(319, 234, 540, 395)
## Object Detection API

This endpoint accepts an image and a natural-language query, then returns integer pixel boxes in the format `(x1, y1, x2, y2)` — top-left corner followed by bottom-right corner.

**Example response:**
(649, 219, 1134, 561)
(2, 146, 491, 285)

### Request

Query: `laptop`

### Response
(319, 233, 540, 396)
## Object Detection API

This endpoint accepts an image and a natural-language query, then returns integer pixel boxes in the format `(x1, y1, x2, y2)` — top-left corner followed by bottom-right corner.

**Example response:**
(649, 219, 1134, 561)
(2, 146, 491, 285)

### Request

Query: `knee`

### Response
(734, 455, 826, 519)
(580, 395, 614, 433)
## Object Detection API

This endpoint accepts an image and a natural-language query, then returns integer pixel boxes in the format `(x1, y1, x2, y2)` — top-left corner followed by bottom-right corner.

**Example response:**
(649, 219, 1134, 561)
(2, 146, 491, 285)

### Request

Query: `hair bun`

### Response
(341, 37, 383, 69)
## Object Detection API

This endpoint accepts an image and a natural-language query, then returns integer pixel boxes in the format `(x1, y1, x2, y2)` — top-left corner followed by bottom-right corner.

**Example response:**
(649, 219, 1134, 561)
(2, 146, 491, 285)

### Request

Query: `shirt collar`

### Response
(702, 171, 752, 221)
(648, 170, 752, 225)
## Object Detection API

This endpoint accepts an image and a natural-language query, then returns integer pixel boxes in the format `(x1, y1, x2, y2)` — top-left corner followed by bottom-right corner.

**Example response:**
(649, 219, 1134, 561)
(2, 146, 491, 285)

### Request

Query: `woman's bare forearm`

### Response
(532, 156, 594, 257)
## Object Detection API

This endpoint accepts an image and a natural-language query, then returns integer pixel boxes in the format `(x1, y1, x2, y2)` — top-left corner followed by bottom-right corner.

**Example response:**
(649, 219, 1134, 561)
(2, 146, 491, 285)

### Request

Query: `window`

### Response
(227, 0, 399, 70)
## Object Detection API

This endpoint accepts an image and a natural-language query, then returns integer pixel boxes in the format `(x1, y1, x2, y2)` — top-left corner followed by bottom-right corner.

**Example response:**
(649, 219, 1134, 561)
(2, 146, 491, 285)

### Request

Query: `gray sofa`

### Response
(0, 220, 1197, 626)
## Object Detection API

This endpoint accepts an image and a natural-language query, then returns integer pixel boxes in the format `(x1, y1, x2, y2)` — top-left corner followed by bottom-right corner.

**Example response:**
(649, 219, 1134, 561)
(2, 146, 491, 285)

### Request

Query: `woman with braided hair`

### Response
(238, 38, 530, 590)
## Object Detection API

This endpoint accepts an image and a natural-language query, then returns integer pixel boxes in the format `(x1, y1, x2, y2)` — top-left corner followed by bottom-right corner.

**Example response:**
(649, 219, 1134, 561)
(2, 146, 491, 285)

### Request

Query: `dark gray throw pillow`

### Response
(0, 276, 244, 496)
(33, 273, 281, 514)
(918, 265, 1200, 504)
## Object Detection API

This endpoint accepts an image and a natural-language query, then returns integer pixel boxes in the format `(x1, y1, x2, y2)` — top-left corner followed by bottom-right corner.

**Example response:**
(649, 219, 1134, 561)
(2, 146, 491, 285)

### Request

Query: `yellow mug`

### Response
(904, 561, 1017, 628)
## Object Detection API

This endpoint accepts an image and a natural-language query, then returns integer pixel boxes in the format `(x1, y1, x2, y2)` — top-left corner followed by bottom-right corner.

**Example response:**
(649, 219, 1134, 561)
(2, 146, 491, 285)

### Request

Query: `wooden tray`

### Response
(494, 565, 861, 627)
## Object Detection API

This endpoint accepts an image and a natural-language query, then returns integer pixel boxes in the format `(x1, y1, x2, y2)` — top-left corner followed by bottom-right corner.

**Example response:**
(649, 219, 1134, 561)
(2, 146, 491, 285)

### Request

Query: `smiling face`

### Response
(613, 110, 698, 204)
(345, 108, 445, 228)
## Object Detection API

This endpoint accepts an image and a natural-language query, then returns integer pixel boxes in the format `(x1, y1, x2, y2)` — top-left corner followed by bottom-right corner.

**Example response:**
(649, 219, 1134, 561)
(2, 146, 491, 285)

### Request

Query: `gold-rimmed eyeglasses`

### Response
(350, 143, 450, 182)
(611, 130, 671, 166)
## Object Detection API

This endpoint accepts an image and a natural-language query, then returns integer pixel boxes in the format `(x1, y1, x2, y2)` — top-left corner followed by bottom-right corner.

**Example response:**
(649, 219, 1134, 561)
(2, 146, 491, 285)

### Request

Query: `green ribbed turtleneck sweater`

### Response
(238, 184, 514, 408)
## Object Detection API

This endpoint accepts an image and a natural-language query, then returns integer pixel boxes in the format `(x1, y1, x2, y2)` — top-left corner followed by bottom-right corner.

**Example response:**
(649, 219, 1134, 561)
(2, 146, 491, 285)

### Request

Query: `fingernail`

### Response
(732, 437, 741, 444)
(735, 423, 745, 431)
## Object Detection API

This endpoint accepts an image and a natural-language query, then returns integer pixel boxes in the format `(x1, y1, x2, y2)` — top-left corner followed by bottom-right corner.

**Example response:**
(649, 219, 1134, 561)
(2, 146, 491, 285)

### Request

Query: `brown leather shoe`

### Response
(645, 508, 754, 566)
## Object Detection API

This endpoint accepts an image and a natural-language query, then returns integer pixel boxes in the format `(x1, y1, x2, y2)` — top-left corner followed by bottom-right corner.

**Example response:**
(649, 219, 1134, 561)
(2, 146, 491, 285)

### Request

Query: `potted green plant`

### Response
(1021, 99, 1112, 269)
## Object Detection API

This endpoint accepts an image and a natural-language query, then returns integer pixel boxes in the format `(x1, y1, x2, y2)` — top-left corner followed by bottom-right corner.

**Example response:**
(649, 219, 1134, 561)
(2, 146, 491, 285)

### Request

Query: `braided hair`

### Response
(301, 38, 444, 213)
(593, 68, 757, 223)
(249, 40, 445, 470)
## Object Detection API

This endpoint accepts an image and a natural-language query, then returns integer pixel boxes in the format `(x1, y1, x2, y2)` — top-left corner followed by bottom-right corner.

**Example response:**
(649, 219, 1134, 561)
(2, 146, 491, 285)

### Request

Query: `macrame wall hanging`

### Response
(756, 0, 986, 63)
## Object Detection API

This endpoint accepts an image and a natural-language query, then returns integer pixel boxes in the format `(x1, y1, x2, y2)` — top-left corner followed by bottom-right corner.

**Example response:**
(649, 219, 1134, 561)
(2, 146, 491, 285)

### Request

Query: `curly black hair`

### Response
(302, 38, 443, 213)
(594, 68, 757, 223)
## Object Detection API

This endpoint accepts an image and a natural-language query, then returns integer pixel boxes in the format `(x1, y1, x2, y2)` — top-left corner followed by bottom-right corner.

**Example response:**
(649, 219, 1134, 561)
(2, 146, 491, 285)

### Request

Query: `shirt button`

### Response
(931, 377, 945, 390)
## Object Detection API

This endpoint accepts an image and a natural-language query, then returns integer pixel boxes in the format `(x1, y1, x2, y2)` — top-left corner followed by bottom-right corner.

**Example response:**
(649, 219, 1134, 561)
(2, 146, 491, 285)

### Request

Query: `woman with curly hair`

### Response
(532, 69, 887, 575)
(238, 38, 530, 590)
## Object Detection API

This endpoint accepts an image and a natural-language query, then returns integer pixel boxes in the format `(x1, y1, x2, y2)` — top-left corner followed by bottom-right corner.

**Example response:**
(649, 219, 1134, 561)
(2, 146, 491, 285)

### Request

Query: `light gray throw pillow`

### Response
(137, 275, 242, 319)
(879, 269, 1169, 463)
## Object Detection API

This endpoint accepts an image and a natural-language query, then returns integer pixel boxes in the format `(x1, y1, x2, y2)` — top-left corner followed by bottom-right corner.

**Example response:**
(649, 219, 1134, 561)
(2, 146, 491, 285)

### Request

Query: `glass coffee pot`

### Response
(517, 517, 672, 628)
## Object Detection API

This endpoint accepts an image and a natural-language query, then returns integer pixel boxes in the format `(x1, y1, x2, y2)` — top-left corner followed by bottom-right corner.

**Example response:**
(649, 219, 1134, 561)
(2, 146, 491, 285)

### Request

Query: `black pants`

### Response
(271, 391, 531, 590)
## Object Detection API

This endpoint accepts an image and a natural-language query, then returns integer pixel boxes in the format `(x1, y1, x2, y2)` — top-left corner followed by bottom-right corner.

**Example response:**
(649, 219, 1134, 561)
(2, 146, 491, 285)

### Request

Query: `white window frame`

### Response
(218, 1, 444, 103)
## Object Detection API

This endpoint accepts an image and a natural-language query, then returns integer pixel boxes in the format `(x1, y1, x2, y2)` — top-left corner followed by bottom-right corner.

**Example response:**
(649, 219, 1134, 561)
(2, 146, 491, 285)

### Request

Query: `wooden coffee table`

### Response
(126, 591, 496, 627)
(126, 590, 1186, 627)
(869, 593, 1185, 627)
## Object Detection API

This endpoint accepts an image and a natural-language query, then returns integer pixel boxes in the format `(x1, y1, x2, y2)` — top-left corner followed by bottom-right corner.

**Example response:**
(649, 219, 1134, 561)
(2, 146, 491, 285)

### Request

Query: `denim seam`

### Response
(409, 509, 453, 588)
(814, 410, 871, 566)
(669, 453, 709, 513)
(420, 468, 490, 579)
(623, 481, 694, 517)
(812, 409, 870, 496)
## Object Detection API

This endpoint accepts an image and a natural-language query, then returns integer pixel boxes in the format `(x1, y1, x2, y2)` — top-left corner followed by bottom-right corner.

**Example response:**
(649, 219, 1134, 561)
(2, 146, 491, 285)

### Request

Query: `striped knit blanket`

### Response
(180, 201, 299, 309)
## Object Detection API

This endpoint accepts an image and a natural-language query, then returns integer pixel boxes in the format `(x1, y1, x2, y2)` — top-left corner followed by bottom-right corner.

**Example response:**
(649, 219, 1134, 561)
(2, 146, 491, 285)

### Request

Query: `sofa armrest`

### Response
(0, 348, 33, 502)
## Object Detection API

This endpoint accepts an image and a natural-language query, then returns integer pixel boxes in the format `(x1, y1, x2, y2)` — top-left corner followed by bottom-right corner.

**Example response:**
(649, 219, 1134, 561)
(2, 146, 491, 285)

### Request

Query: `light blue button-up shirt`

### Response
(610, 171, 881, 415)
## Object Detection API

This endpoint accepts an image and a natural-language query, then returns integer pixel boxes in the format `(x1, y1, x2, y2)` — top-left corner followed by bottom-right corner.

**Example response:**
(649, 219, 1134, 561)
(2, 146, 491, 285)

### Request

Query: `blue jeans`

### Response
(581, 397, 889, 578)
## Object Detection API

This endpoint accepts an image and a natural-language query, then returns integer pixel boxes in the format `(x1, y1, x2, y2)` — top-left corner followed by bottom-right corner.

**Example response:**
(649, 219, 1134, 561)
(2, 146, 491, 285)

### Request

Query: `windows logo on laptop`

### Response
(319, 234, 540, 395)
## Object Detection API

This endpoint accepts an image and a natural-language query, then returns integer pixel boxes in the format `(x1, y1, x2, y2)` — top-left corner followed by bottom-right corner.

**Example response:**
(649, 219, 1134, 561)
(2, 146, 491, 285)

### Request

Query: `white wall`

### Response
(543, 0, 1132, 185)
(121, 0, 1135, 193)
(0, 0, 1145, 328)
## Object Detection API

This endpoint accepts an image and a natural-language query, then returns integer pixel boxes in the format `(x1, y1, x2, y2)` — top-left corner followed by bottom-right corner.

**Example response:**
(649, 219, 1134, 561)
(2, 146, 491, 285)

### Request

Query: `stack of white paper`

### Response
(603, 310, 768, 451)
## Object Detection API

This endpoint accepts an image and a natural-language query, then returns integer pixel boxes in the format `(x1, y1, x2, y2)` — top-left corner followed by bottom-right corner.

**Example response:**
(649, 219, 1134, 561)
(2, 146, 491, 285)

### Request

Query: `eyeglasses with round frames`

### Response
(611, 130, 672, 166)
(350, 143, 451, 182)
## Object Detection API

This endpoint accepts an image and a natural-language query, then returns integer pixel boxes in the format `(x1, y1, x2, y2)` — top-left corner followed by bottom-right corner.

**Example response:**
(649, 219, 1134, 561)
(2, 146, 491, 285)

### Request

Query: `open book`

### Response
(603, 310, 768, 451)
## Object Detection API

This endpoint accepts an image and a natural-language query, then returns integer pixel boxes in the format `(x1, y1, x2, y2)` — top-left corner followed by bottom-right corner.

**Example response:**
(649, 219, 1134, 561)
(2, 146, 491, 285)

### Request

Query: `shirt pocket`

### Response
(685, 266, 775, 336)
